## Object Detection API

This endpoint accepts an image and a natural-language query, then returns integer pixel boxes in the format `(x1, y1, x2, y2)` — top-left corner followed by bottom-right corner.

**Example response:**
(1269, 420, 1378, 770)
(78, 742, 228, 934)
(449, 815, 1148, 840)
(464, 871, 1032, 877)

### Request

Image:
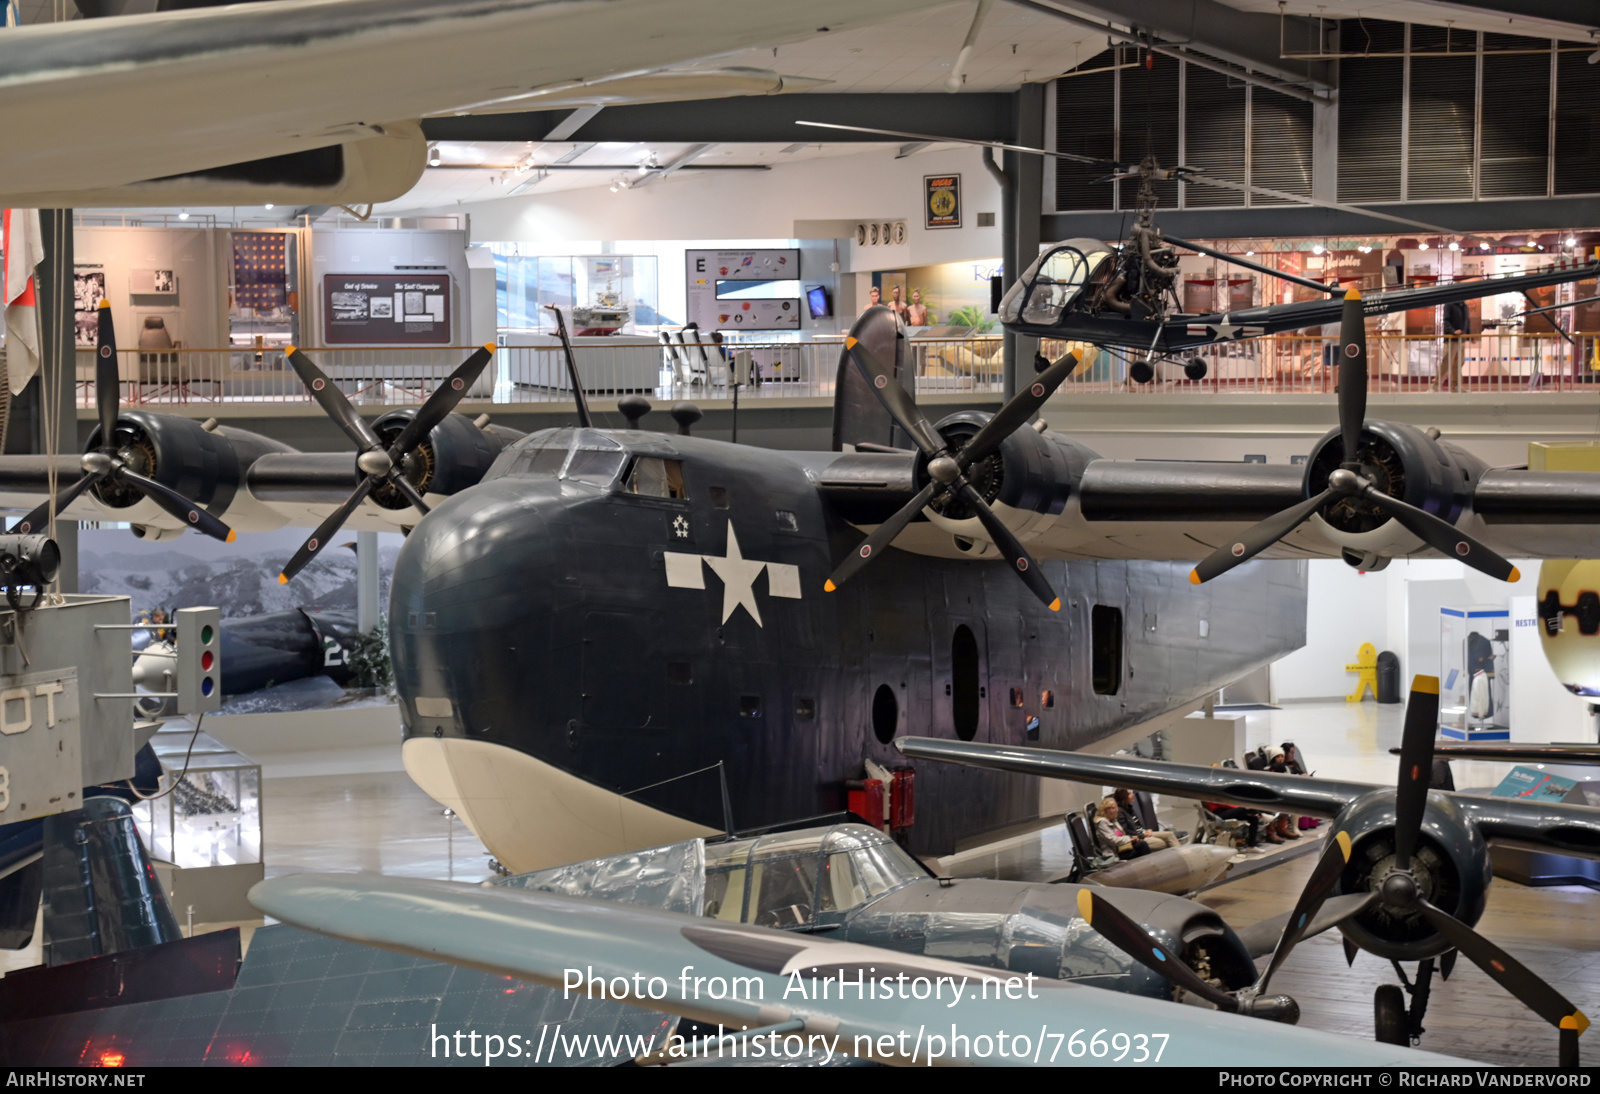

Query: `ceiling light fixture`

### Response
(177, 211, 189, 221)
(1311, 244, 1325, 255)
(264, 203, 274, 210)
(1480, 242, 1491, 251)
(1448, 241, 1459, 251)
(1418, 241, 1429, 250)
(427, 144, 442, 167)
(1567, 236, 1578, 247)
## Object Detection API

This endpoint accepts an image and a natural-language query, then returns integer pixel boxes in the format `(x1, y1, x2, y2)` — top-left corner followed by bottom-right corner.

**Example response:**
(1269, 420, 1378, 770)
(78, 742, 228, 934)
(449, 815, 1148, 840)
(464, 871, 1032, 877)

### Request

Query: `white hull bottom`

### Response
(401, 736, 720, 874)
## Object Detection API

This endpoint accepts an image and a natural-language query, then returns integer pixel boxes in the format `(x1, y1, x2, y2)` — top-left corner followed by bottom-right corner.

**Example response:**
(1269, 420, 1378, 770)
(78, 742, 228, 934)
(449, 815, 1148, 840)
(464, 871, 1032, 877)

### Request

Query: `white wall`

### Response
(1269, 560, 1395, 700)
(431, 145, 1005, 271)
(75, 226, 225, 353)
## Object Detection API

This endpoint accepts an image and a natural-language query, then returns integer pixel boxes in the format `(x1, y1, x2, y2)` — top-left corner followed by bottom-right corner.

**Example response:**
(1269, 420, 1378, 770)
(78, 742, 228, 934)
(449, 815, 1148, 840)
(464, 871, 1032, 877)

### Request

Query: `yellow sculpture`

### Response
(1346, 642, 1378, 702)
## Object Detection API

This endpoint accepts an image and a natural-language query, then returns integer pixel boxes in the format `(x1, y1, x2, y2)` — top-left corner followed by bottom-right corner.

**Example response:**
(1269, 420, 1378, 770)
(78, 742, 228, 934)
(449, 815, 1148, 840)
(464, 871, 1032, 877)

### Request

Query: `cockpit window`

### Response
(565, 446, 625, 486)
(500, 429, 625, 486)
(999, 240, 1112, 327)
(628, 457, 687, 499)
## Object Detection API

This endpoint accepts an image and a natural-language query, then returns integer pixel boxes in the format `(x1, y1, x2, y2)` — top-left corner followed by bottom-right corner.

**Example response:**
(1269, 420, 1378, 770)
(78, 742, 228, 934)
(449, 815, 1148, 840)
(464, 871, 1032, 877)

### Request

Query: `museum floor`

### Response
(245, 699, 1596, 1068)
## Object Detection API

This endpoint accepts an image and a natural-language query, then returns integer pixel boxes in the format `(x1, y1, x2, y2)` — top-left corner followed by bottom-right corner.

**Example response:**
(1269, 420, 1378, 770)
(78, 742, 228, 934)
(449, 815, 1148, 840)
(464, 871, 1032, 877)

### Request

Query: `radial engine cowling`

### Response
(1331, 790, 1492, 962)
(85, 411, 290, 520)
(921, 409, 1096, 532)
(367, 409, 518, 511)
(1303, 420, 1486, 559)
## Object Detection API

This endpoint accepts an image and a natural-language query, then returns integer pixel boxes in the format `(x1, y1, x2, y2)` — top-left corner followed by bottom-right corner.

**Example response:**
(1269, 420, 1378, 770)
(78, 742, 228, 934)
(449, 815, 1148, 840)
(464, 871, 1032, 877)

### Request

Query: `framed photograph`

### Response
(924, 174, 961, 230)
(73, 269, 106, 348)
(130, 268, 178, 296)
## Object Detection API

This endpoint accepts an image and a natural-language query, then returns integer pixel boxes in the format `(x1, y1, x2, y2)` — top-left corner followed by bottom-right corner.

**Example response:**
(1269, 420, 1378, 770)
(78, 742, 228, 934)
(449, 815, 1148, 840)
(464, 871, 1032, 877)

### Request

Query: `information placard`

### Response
(323, 273, 451, 344)
(684, 249, 802, 331)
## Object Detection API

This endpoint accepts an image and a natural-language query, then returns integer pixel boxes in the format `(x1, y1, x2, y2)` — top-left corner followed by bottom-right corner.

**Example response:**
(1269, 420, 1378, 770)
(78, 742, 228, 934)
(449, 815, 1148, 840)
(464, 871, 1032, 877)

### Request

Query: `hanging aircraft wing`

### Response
(895, 737, 1600, 862)
(248, 873, 1463, 1067)
(0, 0, 936, 207)
(1404, 743, 1600, 764)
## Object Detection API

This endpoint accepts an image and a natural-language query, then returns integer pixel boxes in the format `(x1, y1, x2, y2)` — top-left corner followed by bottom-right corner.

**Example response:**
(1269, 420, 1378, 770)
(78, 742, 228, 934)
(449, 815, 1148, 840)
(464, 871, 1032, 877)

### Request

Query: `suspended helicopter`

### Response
(796, 119, 1599, 383)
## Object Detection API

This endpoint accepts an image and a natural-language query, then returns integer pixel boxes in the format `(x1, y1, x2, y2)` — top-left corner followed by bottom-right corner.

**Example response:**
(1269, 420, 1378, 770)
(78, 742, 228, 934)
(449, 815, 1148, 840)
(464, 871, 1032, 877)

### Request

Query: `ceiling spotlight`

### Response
(1448, 241, 1459, 251)
(1419, 241, 1429, 250)
(1311, 244, 1325, 255)
(1567, 236, 1578, 247)
(1480, 242, 1491, 251)
(1358, 245, 1371, 254)
(427, 144, 442, 167)
(177, 211, 189, 221)
(637, 163, 650, 175)
(1245, 250, 1254, 257)
(264, 203, 274, 210)
(609, 183, 620, 192)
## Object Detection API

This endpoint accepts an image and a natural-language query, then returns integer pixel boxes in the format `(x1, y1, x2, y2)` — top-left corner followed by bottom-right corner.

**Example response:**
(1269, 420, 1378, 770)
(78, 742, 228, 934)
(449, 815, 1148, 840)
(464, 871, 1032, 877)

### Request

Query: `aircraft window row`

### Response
(628, 457, 687, 499)
(775, 509, 798, 532)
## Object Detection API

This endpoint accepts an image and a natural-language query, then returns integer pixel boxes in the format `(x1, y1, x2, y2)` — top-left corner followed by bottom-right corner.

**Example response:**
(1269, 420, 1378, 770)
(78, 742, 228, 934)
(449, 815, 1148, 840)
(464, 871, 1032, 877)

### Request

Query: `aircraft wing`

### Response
(1402, 742, 1600, 764)
(249, 872, 1460, 1066)
(0, 0, 935, 206)
(895, 737, 1375, 818)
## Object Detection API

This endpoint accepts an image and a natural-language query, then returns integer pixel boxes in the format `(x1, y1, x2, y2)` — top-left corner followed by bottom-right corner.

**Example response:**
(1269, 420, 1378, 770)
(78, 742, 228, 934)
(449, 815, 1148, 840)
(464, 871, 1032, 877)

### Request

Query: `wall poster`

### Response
(73, 267, 106, 348)
(924, 174, 961, 230)
(323, 273, 451, 345)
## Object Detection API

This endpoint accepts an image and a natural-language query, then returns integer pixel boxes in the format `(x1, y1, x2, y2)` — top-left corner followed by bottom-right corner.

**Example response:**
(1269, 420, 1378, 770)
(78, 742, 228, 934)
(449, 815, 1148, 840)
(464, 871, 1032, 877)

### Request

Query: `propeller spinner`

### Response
(17, 302, 235, 545)
(277, 343, 495, 582)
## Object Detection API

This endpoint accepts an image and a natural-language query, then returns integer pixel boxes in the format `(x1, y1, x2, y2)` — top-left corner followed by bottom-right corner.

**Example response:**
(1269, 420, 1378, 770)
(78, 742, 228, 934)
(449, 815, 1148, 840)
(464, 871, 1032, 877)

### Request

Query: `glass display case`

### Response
(493, 248, 659, 334)
(132, 725, 263, 922)
(1439, 606, 1511, 740)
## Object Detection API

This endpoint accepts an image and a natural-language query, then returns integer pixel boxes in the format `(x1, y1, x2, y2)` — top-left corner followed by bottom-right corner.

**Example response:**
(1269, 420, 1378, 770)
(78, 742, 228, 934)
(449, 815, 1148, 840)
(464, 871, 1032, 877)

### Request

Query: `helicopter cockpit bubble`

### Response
(999, 239, 1114, 327)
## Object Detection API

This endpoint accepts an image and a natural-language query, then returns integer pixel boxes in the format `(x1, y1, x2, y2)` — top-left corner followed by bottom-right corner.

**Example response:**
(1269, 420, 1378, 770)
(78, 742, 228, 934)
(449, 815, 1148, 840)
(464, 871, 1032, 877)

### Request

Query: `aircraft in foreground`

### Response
(897, 676, 1596, 1066)
(248, 869, 1469, 1067)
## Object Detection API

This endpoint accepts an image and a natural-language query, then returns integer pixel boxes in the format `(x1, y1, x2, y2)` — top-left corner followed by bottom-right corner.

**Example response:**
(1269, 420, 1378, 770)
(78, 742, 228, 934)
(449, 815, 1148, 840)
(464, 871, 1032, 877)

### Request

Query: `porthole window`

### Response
(871, 684, 898, 744)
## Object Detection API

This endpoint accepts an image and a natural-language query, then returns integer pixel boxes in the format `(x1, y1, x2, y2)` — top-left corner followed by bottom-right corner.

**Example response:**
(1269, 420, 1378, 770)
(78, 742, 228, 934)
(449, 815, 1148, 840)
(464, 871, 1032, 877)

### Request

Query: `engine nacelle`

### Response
(1303, 420, 1487, 560)
(1536, 559, 1600, 697)
(86, 411, 295, 532)
(1330, 789, 1492, 962)
(367, 410, 520, 511)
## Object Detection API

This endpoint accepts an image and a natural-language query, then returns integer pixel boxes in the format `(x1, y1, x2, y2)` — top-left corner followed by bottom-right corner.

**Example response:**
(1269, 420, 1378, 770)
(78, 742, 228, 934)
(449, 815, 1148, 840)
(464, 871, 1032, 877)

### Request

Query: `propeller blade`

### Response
(385, 468, 431, 516)
(956, 349, 1082, 471)
(287, 347, 384, 453)
(1338, 289, 1367, 466)
(386, 346, 496, 458)
(1190, 488, 1334, 584)
(953, 480, 1059, 610)
(279, 478, 376, 583)
(94, 301, 119, 448)
(845, 337, 946, 457)
(1415, 899, 1588, 1039)
(1077, 890, 1238, 1010)
(1359, 488, 1519, 582)
(824, 482, 937, 593)
(15, 471, 106, 535)
(1259, 830, 1366, 993)
(1391, 675, 1441, 873)
(112, 466, 234, 543)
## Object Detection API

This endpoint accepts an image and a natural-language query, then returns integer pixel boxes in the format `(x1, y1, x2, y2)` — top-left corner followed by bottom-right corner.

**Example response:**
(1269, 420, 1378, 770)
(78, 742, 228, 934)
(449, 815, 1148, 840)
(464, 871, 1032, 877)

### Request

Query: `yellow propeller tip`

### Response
(1048, 598, 1061, 612)
(1335, 830, 1353, 860)
(483, 342, 498, 353)
(277, 573, 289, 585)
(1188, 569, 1202, 585)
(1345, 288, 1361, 300)
(97, 299, 111, 310)
(284, 344, 297, 356)
(844, 337, 858, 349)
(823, 579, 836, 593)
(1412, 674, 1440, 695)
(1560, 1011, 1590, 1033)
(1509, 566, 1522, 582)
(1076, 888, 1094, 922)
(225, 530, 236, 543)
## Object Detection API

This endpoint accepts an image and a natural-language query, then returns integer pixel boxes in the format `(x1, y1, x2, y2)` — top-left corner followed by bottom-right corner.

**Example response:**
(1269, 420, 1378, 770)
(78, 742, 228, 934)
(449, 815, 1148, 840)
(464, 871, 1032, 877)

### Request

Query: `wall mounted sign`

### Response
(323, 273, 451, 344)
(685, 249, 801, 331)
(924, 174, 961, 230)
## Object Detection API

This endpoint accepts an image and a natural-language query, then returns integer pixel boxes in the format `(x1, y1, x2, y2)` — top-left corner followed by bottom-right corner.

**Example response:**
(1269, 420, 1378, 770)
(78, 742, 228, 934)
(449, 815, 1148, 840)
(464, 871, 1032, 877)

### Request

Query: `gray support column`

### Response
(357, 529, 379, 633)
(1012, 83, 1045, 399)
(35, 210, 77, 594)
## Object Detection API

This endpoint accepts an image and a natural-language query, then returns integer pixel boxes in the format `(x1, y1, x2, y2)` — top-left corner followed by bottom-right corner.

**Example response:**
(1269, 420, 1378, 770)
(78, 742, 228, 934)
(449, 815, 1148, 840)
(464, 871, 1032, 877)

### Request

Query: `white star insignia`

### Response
(672, 515, 690, 539)
(662, 521, 803, 628)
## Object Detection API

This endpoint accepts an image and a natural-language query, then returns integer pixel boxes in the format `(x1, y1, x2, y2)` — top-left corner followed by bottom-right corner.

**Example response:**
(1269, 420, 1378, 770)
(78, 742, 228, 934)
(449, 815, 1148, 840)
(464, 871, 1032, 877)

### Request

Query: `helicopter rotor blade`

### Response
(279, 477, 377, 584)
(94, 302, 120, 448)
(824, 482, 937, 594)
(1076, 890, 1240, 1010)
(1391, 675, 1441, 873)
(1190, 488, 1333, 585)
(845, 336, 946, 457)
(111, 466, 235, 543)
(386, 346, 497, 458)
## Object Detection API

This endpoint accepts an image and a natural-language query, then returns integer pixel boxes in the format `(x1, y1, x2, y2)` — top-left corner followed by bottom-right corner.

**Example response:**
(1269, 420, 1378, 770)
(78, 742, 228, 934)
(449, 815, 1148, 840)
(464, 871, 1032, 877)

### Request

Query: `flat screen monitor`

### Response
(806, 285, 831, 319)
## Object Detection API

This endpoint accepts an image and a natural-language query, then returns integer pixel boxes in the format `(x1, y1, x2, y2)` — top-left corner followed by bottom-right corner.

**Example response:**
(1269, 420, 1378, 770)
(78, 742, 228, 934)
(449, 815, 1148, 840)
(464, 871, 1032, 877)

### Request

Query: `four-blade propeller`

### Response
(17, 302, 235, 544)
(277, 343, 495, 583)
(1190, 291, 1518, 585)
(825, 334, 1083, 609)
